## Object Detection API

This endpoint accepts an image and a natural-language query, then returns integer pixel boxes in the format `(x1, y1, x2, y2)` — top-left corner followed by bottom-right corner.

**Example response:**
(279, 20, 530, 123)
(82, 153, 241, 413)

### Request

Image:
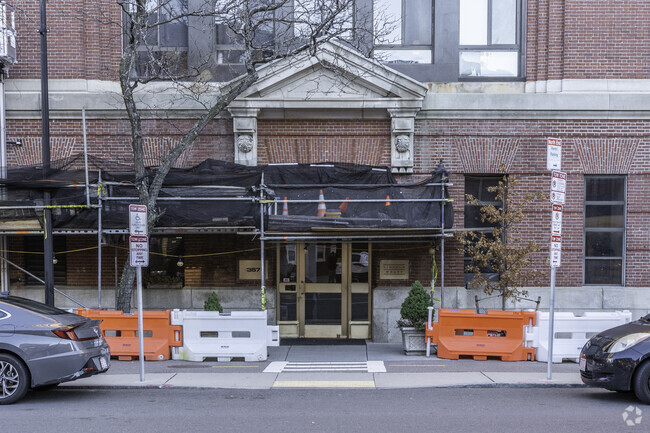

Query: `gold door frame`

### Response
(276, 242, 371, 339)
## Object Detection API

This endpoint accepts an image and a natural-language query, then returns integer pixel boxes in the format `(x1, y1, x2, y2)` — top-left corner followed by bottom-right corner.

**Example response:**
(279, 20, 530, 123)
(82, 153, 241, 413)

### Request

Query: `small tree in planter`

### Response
(457, 171, 544, 310)
(398, 281, 433, 354)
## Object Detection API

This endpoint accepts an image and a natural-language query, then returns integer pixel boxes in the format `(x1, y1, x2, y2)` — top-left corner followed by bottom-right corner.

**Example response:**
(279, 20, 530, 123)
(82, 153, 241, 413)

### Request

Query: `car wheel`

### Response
(0, 353, 30, 405)
(632, 360, 650, 405)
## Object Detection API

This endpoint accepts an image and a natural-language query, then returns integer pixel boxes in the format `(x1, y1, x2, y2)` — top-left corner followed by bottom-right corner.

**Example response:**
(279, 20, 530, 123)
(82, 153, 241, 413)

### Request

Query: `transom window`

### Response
(373, 0, 433, 64)
(584, 176, 626, 285)
(459, 0, 521, 78)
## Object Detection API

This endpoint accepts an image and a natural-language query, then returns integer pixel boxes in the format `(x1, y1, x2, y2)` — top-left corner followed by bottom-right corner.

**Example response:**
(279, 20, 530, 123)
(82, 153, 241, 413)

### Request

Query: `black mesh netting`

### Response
(0, 155, 453, 232)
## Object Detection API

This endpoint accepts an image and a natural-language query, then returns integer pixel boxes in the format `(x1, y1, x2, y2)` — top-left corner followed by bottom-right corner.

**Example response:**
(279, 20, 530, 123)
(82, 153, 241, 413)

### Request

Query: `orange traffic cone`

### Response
(385, 195, 391, 206)
(317, 189, 327, 217)
(339, 197, 349, 213)
(282, 197, 289, 216)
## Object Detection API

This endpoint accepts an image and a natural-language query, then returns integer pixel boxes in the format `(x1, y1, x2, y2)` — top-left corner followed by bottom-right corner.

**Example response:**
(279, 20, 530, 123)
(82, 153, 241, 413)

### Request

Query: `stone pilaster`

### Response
(388, 109, 418, 174)
(229, 108, 260, 166)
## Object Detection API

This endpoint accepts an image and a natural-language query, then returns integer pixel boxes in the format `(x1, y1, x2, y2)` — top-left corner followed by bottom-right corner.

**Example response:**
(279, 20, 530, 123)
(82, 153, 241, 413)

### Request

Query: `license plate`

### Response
(99, 357, 108, 370)
(579, 358, 586, 371)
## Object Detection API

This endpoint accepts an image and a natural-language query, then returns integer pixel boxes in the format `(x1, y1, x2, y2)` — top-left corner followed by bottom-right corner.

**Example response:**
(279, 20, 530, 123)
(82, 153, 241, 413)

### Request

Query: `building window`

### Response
(373, 0, 433, 64)
(215, 0, 276, 65)
(458, 0, 521, 78)
(464, 175, 502, 285)
(584, 176, 625, 285)
(128, 0, 189, 77)
(294, 0, 354, 39)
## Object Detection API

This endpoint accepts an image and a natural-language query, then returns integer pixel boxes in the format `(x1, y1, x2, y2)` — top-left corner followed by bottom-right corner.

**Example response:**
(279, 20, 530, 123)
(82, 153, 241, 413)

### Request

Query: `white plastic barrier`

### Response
(526, 310, 632, 363)
(171, 310, 280, 362)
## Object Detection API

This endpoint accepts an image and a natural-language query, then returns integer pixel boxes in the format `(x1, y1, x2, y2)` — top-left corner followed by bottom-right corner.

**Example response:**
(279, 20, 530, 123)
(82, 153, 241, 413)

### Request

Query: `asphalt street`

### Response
(3, 387, 646, 433)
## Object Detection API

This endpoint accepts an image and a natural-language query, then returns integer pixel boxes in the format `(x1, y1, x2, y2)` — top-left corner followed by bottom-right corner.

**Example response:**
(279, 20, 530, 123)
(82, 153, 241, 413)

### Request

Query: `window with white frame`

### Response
(458, 0, 521, 78)
(373, 0, 433, 64)
(584, 176, 626, 285)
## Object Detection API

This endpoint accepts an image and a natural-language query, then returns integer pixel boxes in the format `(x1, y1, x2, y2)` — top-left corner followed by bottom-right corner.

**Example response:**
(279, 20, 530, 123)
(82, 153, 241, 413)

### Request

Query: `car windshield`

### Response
(1, 296, 68, 315)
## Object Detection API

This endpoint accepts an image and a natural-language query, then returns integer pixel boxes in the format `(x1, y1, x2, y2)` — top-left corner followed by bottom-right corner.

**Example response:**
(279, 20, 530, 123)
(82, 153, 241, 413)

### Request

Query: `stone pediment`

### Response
(229, 40, 427, 112)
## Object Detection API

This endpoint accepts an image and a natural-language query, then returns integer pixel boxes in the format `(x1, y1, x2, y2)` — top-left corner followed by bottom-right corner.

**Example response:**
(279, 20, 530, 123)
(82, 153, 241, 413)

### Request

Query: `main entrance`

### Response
(277, 243, 371, 339)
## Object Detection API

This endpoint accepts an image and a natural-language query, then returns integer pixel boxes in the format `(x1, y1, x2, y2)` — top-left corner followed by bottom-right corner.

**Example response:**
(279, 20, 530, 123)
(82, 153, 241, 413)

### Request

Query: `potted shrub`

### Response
(397, 281, 433, 355)
(204, 292, 224, 312)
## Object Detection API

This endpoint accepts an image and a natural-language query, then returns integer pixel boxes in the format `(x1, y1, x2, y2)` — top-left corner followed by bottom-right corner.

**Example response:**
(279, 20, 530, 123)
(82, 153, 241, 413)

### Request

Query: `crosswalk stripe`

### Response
(264, 361, 385, 373)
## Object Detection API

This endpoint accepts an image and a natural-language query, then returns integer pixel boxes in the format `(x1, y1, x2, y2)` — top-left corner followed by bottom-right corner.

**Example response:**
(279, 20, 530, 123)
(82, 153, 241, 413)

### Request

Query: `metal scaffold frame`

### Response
(1, 139, 453, 309)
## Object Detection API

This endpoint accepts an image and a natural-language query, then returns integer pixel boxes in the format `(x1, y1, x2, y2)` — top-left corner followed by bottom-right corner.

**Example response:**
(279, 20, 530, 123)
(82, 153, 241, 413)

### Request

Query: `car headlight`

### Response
(606, 333, 650, 353)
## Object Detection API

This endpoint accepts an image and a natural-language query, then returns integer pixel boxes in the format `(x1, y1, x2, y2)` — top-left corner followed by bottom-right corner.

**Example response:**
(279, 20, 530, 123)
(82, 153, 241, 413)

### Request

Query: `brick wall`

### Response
(526, 0, 650, 81)
(415, 118, 650, 288)
(12, 0, 122, 80)
(6, 118, 233, 168)
(257, 120, 391, 166)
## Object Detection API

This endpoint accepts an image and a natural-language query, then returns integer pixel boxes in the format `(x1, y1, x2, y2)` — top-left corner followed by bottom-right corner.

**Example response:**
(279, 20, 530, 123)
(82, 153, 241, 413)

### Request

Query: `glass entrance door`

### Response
(277, 243, 371, 339)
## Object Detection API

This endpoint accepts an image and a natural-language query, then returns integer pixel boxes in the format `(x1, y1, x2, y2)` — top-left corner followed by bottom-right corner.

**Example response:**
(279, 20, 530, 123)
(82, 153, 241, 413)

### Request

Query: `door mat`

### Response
(280, 338, 367, 346)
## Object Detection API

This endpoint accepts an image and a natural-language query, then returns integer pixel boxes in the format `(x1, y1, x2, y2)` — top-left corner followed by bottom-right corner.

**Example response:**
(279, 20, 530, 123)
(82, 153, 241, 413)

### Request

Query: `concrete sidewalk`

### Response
(60, 343, 584, 390)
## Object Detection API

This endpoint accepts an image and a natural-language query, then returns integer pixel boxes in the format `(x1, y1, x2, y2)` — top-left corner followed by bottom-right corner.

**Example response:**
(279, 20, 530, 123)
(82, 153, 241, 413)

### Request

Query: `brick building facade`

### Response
(1, 0, 649, 342)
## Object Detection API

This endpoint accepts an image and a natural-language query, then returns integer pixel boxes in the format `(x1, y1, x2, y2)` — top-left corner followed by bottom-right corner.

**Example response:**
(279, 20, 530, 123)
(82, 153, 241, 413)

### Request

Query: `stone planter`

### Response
(400, 327, 426, 355)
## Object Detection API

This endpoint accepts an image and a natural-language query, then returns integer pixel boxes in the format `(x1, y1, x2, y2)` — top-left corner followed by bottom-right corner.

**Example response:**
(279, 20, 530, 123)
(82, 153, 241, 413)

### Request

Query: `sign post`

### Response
(129, 204, 148, 382)
(547, 143, 566, 380)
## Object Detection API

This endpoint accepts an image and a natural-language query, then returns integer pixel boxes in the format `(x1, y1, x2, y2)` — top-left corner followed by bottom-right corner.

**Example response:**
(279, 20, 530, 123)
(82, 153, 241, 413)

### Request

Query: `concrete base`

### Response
(9, 286, 278, 325)
(9, 284, 650, 343)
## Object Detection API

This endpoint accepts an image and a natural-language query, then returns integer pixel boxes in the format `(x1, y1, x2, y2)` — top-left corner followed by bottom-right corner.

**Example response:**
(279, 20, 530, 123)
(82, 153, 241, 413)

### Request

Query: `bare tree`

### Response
(113, 0, 381, 311)
(456, 171, 545, 310)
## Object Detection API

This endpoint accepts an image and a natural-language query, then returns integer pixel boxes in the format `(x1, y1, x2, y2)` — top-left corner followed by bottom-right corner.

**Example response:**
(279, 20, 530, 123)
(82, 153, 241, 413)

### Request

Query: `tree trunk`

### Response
(117, 262, 136, 312)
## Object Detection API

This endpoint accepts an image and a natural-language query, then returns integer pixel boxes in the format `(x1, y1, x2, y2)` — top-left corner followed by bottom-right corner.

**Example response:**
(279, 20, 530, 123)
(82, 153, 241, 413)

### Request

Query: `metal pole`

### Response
(440, 173, 446, 308)
(97, 170, 102, 308)
(0, 66, 8, 293)
(82, 108, 90, 208)
(136, 266, 145, 382)
(547, 266, 556, 380)
(259, 173, 266, 311)
(40, 0, 54, 306)
(114, 246, 118, 309)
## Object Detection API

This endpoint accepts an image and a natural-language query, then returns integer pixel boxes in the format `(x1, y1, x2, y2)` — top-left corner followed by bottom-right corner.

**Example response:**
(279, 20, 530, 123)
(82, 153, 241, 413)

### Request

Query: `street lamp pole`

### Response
(40, 0, 54, 305)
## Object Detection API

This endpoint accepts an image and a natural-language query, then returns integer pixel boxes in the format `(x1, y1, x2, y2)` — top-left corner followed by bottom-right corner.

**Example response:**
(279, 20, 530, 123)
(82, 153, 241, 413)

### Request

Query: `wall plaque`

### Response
(379, 260, 409, 280)
(238, 260, 268, 280)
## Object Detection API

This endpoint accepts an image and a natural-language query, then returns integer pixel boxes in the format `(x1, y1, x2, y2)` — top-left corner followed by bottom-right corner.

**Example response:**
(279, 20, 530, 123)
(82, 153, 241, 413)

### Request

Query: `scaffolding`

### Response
(0, 153, 454, 309)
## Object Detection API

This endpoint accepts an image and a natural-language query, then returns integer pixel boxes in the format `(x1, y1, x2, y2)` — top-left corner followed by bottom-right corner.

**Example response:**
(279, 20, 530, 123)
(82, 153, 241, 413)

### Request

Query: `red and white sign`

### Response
(129, 236, 149, 267)
(550, 170, 567, 205)
(129, 204, 148, 236)
(547, 137, 562, 170)
(550, 235, 562, 268)
(552, 204, 563, 235)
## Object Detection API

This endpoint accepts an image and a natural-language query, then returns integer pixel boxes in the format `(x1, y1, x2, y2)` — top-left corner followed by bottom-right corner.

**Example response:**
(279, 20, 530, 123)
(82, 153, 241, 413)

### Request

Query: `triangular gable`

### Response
(228, 40, 427, 111)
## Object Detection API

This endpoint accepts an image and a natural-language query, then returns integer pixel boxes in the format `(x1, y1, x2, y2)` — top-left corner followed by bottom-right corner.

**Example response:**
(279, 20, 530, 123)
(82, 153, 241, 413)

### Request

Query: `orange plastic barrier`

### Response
(76, 309, 182, 361)
(425, 309, 535, 361)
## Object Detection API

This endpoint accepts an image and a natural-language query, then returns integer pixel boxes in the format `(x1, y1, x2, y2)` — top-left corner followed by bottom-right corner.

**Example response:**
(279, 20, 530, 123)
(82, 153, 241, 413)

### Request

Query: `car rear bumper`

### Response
(28, 341, 111, 387)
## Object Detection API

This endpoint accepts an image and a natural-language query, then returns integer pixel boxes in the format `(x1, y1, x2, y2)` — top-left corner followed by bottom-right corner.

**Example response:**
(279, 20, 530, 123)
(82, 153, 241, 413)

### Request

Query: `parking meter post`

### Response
(137, 266, 145, 382)
(547, 266, 556, 380)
